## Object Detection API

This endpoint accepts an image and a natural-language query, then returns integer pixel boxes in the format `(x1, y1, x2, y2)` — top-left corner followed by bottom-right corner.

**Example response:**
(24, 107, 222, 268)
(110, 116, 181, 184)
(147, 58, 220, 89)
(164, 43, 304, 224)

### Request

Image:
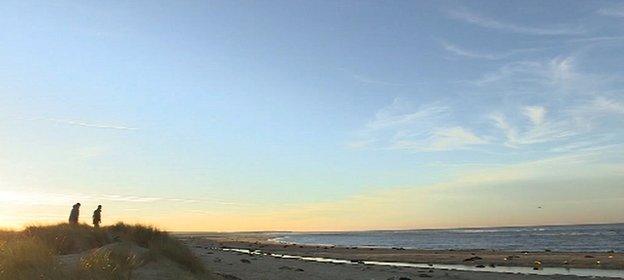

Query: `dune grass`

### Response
(108, 223, 205, 274)
(0, 237, 66, 279)
(23, 223, 111, 254)
(0, 223, 208, 279)
(0, 229, 18, 242)
(77, 242, 146, 279)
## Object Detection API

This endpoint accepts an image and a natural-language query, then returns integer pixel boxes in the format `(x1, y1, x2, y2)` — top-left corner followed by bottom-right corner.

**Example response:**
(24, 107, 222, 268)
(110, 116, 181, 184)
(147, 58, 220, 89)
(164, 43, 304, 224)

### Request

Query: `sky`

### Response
(1, 1, 623, 231)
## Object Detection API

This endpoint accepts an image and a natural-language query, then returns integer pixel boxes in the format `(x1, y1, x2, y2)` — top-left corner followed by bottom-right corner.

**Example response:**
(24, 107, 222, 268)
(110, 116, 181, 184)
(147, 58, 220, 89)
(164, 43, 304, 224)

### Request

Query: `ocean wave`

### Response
(275, 224, 624, 252)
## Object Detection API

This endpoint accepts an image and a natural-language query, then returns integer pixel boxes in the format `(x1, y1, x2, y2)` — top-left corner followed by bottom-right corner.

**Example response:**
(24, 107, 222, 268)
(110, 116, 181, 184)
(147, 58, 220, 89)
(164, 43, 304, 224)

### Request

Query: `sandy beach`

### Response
(181, 233, 624, 280)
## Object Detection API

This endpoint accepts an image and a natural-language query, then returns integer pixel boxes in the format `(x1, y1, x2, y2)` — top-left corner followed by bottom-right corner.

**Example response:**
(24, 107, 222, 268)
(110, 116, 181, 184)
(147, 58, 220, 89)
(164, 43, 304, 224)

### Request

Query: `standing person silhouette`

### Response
(92, 205, 102, 228)
(68, 203, 81, 224)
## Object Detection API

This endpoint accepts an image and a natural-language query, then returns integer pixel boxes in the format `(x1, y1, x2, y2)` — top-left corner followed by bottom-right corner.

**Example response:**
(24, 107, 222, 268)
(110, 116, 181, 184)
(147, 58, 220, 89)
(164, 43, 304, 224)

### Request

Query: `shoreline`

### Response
(179, 233, 624, 271)
(219, 247, 624, 278)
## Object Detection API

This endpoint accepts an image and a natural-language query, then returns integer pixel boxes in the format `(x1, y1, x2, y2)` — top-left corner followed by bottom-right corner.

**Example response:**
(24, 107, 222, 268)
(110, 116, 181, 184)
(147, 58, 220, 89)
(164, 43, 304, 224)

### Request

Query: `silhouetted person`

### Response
(92, 205, 102, 228)
(69, 203, 81, 224)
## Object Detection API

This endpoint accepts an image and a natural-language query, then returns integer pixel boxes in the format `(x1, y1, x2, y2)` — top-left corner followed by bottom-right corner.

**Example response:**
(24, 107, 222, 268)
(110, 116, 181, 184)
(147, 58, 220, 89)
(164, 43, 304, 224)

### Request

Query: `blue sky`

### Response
(1, 1, 623, 230)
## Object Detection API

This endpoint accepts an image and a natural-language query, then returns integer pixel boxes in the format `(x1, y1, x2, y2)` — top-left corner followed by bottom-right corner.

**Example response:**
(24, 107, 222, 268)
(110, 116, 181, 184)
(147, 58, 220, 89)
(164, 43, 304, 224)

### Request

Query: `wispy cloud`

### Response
(350, 99, 487, 152)
(490, 106, 588, 148)
(40, 118, 138, 130)
(339, 68, 404, 86)
(356, 49, 623, 154)
(489, 113, 518, 147)
(441, 42, 500, 60)
(441, 41, 539, 60)
(474, 56, 580, 89)
(523, 106, 547, 126)
(567, 97, 624, 123)
(481, 53, 624, 149)
(96, 194, 246, 205)
(0, 190, 213, 206)
(448, 9, 583, 35)
(100, 194, 163, 203)
(345, 139, 376, 150)
(597, 5, 624, 18)
(589, 97, 624, 114)
(567, 36, 624, 43)
(366, 99, 449, 130)
(391, 126, 487, 152)
(548, 140, 620, 154)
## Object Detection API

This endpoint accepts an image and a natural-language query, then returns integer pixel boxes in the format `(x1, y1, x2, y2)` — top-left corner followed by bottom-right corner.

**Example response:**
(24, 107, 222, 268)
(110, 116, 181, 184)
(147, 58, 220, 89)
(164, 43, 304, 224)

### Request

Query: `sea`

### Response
(271, 223, 624, 252)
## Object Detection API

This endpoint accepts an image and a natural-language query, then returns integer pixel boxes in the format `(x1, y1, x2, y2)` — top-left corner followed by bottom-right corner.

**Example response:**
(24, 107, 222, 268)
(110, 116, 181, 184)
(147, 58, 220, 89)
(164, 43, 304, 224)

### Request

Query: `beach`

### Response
(181, 233, 624, 280)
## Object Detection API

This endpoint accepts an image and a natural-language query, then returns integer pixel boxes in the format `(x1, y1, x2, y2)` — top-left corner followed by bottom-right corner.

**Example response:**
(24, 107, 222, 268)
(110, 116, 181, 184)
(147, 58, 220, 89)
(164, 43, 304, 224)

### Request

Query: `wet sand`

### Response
(179, 233, 624, 280)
